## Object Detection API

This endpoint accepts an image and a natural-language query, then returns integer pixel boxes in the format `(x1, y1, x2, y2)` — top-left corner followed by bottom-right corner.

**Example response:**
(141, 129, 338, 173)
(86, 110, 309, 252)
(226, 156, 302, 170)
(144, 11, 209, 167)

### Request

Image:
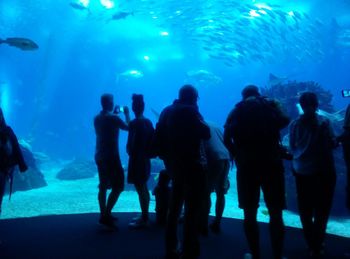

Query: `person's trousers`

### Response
(295, 172, 336, 251)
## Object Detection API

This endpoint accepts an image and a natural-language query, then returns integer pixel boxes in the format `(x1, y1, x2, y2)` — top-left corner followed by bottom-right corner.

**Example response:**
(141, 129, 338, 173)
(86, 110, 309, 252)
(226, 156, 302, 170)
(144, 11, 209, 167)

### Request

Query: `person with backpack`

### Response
(224, 85, 290, 259)
(0, 108, 28, 214)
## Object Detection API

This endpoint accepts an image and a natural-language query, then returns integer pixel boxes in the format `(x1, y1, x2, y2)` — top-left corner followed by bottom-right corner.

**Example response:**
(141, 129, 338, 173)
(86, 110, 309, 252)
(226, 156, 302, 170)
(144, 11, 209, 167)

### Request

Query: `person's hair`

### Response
(299, 92, 319, 110)
(132, 94, 144, 114)
(101, 93, 113, 110)
(242, 85, 260, 99)
(179, 84, 198, 104)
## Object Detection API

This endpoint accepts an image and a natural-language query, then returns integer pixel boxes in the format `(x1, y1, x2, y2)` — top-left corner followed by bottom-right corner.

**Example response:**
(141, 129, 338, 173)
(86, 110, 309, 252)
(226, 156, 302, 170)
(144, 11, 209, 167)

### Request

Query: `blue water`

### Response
(1, 0, 350, 235)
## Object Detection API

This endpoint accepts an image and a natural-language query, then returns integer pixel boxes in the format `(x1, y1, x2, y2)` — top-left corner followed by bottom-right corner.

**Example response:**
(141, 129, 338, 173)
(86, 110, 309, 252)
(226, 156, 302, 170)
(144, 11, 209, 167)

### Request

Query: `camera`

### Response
(342, 89, 350, 98)
(114, 105, 124, 114)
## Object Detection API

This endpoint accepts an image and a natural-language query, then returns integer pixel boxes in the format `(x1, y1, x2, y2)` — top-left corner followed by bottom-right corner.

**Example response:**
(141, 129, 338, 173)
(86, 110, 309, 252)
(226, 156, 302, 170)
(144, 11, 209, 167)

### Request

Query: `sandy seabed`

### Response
(1, 162, 350, 238)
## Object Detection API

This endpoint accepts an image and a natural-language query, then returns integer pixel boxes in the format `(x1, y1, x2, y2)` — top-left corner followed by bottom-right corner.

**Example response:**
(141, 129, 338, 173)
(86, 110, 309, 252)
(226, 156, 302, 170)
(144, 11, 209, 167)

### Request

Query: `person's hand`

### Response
(123, 106, 129, 115)
(113, 105, 121, 114)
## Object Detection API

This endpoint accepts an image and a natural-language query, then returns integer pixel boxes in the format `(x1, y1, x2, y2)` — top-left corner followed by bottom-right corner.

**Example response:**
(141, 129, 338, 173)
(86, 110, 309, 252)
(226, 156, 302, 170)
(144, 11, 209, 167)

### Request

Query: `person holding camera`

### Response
(224, 85, 290, 259)
(94, 93, 130, 228)
(289, 92, 337, 257)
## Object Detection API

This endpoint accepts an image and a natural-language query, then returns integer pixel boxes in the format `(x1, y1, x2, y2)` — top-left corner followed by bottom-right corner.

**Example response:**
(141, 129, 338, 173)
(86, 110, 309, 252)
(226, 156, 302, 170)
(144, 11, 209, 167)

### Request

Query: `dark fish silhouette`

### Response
(111, 11, 134, 20)
(0, 37, 39, 51)
(269, 73, 287, 86)
(69, 2, 89, 11)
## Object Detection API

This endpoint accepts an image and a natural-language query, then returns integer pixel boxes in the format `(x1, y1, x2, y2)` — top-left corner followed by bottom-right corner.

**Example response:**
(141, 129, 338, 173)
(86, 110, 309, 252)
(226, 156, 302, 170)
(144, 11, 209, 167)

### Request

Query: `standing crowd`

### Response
(1, 83, 350, 259)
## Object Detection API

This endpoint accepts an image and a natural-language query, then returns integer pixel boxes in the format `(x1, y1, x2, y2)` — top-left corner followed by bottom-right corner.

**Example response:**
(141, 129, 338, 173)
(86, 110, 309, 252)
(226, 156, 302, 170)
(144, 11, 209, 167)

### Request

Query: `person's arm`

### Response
(115, 107, 130, 131)
(323, 119, 338, 149)
(123, 106, 131, 125)
(9, 128, 28, 173)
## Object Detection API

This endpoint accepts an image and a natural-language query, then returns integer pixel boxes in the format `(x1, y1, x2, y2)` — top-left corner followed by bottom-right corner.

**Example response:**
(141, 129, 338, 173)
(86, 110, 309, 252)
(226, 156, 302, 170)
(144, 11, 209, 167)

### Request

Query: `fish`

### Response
(186, 69, 222, 87)
(111, 11, 134, 21)
(69, 2, 89, 11)
(269, 73, 287, 86)
(116, 69, 144, 83)
(0, 37, 39, 51)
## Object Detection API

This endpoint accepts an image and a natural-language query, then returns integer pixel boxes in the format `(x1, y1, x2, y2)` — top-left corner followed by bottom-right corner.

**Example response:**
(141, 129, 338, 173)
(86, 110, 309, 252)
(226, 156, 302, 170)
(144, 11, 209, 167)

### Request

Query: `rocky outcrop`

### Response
(8, 146, 47, 194)
(56, 159, 97, 180)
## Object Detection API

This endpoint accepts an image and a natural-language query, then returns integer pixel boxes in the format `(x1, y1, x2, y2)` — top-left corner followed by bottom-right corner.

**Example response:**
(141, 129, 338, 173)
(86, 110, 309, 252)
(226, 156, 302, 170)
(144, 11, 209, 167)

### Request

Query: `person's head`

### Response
(0, 108, 6, 128)
(178, 84, 198, 105)
(299, 92, 319, 116)
(132, 94, 145, 116)
(241, 85, 260, 100)
(101, 93, 114, 111)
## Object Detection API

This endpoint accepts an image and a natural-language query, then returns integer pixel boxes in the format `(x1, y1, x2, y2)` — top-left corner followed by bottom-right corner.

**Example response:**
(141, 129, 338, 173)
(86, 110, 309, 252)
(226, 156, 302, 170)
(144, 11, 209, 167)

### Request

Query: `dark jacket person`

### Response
(0, 108, 27, 214)
(224, 85, 290, 259)
(154, 85, 210, 258)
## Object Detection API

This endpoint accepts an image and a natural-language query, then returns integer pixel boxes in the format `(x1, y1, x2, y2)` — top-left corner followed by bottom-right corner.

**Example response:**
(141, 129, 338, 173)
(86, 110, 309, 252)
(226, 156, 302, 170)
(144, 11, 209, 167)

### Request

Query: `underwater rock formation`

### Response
(263, 81, 348, 216)
(9, 146, 47, 194)
(56, 159, 97, 180)
(261, 80, 335, 120)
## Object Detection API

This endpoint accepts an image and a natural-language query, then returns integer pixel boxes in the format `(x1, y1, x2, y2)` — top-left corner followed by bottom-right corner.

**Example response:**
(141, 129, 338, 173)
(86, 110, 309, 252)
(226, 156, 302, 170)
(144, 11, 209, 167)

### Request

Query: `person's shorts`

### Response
(96, 159, 124, 191)
(236, 163, 285, 210)
(208, 159, 230, 194)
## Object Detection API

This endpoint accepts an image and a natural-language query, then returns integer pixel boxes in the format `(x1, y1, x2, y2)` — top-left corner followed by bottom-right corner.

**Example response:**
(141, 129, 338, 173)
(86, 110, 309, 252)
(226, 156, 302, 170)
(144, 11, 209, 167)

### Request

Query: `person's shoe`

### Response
(129, 218, 149, 229)
(99, 215, 117, 229)
(106, 214, 118, 222)
(209, 220, 221, 234)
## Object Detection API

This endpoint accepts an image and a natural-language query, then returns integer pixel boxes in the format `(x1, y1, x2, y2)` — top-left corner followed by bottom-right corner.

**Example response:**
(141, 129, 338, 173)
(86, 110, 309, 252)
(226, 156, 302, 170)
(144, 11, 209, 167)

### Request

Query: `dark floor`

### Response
(0, 213, 349, 259)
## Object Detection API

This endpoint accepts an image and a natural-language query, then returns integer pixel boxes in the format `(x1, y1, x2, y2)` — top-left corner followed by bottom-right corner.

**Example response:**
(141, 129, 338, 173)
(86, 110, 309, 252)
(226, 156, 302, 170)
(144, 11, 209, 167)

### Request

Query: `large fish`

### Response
(0, 37, 39, 51)
(269, 73, 287, 86)
(111, 11, 134, 21)
(69, 2, 89, 11)
(186, 69, 222, 87)
(116, 69, 144, 84)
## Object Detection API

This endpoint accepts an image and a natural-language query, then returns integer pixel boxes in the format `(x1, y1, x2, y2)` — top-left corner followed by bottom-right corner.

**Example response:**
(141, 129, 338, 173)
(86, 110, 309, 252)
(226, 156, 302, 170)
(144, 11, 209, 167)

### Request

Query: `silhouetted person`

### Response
(94, 94, 130, 227)
(154, 85, 210, 258)
(224, 85, 289, 259)
(337, 104, 350, 210)
(153, 169, 171, 225)
(127, 94, 154, 228)
(0, 108, 28, 214)
(289, 92, 337, 257)
(203, 122, 230, 234)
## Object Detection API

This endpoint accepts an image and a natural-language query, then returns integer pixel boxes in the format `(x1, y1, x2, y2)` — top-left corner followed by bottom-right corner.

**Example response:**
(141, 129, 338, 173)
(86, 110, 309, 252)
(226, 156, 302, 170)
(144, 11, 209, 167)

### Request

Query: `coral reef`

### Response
(261, 80, 334, 120)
